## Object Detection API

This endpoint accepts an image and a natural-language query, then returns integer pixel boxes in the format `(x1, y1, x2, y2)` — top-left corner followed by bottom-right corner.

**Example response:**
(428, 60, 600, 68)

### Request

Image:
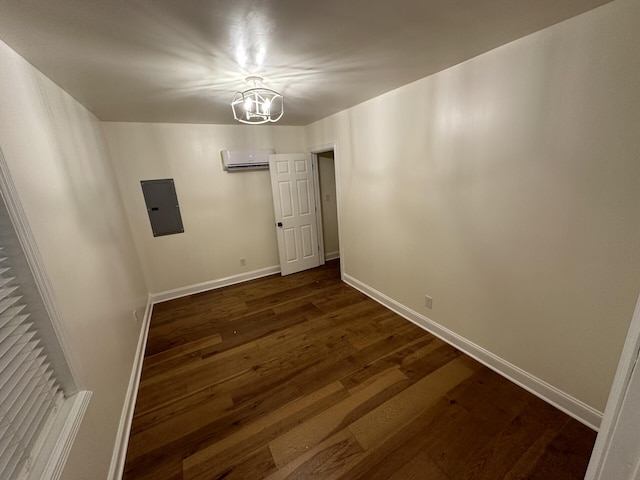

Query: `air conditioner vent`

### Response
(220, 149, 274, 171)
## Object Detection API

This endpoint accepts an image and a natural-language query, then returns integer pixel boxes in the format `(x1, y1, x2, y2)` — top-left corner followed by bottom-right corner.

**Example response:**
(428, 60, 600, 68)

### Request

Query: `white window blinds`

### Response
(0, 245, 65, 479)
(0, 148, 90, 479)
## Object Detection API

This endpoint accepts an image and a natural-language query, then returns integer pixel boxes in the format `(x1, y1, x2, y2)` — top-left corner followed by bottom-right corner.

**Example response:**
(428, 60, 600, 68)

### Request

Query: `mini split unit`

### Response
(220, 149, 274, 171)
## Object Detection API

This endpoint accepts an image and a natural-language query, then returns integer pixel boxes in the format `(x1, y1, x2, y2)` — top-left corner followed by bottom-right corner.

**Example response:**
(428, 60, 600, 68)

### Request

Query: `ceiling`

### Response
(0, 0, 612, 126)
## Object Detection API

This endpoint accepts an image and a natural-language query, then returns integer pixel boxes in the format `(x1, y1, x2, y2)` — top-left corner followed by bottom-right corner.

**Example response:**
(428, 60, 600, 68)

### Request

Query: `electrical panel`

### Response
(140, 179, 184, 237)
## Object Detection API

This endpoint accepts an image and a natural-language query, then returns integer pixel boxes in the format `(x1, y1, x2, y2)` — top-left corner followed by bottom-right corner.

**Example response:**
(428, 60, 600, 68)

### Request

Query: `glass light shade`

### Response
(231, 87, 284, 125)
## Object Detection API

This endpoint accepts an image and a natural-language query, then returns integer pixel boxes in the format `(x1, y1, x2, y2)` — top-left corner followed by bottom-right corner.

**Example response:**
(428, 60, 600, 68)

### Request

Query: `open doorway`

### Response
(268, 148, 340, 277)
(311, 148, 340, 265)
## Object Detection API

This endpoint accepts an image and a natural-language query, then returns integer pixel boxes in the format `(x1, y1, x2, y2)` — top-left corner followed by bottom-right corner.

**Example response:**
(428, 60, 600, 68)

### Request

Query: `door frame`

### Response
(309, 143, 343, 277)
(585, 292, 640, 479)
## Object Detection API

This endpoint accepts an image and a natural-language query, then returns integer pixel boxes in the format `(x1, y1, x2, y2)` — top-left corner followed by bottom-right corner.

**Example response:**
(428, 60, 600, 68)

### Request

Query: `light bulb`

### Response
(263, 97, 272, 111)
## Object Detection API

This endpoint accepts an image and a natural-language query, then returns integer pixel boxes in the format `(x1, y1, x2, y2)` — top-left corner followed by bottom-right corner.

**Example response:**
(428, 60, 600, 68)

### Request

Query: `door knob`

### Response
(277, 222, 283, 227)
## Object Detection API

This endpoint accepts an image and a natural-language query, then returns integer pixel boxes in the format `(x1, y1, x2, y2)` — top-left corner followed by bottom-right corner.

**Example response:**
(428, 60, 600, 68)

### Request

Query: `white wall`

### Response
(306, 0, 640, 412)
(318, 153, 340, 257)
(0, 40, 148, 479)
(102, 123, 306, 294)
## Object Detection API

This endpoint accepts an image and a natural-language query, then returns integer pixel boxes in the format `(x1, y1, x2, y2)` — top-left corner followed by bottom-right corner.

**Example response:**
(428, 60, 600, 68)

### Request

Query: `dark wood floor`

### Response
(124, 260, 596, 479)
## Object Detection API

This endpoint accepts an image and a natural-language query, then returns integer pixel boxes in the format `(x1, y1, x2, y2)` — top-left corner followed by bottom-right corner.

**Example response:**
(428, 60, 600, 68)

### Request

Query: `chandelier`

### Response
(231, 76, 284, 124)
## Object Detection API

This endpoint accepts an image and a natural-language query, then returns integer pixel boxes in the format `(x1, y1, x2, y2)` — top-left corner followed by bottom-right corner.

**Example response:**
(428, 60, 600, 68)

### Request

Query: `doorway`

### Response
(311, 147, 340, 266)
(268, 147, 341, 276)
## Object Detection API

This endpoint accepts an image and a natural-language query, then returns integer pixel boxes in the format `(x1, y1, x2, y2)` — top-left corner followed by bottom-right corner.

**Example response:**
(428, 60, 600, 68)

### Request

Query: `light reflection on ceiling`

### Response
(0, 0, 613, 126)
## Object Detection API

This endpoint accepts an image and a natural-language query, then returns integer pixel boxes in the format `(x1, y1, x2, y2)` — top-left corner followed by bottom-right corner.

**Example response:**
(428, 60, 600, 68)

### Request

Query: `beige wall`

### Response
(306, 0, 640, 411)
(0, 40, 148, 479)
(102, 123, 306, 293)
(318, 153, 340, 257)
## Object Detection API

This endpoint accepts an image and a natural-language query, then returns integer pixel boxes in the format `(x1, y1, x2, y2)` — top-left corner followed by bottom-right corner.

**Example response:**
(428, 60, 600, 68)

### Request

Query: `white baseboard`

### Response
(343, 274, 603, 431)
(325, 251, 340, 261)
(108, 295, 154, 480)
(150, 265, 281, 303)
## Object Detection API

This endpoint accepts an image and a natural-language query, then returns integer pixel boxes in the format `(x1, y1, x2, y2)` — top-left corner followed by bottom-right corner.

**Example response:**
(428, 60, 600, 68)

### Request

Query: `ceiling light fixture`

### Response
(231, 76, 284, 125)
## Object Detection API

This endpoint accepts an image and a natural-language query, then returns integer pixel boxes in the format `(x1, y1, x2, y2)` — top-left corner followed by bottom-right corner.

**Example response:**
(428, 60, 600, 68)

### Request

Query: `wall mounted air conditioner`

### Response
(220, 148, 274, 171)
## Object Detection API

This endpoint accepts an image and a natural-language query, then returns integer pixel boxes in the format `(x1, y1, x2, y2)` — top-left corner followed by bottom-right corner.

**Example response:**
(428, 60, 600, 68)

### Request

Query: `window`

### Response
(0, 150, 90, 479)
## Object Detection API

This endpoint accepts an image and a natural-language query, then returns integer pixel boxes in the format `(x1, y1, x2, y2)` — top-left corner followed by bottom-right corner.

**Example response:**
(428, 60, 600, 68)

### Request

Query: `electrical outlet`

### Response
(240, 258, 246, 266)
(424, 295, 433, 309)
(132, 309, 139, 322)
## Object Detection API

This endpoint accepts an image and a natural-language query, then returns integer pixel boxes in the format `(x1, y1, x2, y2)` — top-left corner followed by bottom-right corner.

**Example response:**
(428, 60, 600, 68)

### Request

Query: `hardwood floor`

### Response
(124, 261, 596, 479)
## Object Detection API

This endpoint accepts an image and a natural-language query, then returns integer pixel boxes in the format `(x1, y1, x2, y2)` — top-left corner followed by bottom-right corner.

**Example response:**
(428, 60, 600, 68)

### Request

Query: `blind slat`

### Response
(0, 333, 38, 372)
(0, 314, 29, 334)
(0, 340, 41, 391)
(0, 295, 22, 316)
(0, 352, 46, 409)
(0, 240, 63, 480)
(0, 380, 56, 479)
(10, 379, 55, 441)
(0, 321, 29, 345)
(0, 363, 51, 424)
(0, 305, 27, 329)
(0, 287, 20, 302)
(0, 437, 20, 478)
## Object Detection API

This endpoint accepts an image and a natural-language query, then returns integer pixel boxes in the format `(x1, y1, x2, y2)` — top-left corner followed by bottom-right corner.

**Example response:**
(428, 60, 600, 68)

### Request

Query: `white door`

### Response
(586, 294, 640, 480)
(269, 153, 320, 276)
(604, 358, 640, 479)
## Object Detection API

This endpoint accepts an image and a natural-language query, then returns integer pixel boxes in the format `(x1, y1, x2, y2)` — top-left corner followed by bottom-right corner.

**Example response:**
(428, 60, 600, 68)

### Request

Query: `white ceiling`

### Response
(0, 0, 612, 126)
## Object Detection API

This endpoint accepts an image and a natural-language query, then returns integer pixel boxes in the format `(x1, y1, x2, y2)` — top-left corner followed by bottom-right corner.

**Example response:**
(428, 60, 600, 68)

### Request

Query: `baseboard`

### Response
(108, 295, 154, 480)
(343, 274, 603, 431)
(150, 265, 281, 303)
(325, 251, 340, 261)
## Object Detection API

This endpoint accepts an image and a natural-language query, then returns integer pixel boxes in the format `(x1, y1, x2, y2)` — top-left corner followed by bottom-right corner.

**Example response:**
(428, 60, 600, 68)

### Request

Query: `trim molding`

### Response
(585, 293, 640, 479)
(343, 273, 603, 430)
(150, 265, 281, 303)
(108, 295, 153, 480)
(37, 391, 92, 480)
(325, 251, 340, 262)
(308, 142, 344, 279)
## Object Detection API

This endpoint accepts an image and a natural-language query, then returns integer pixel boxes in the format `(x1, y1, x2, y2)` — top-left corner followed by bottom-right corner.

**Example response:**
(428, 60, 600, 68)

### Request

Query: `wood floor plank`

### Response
(336, 397, 463, 480)
(387, 453, 450, 480)
(269, 367, 408, 468)
(523, 418, 597, 479)
(124, 260, 596, 480)
(264, 428, 364, 480)
(339, 335, 438, 390)
(192, 445, 276, 480)
(348, 356, 476, 450)
(502, 428, 559, 480)
(142, 333, 223, 371)
(125, 380, 304, 477)
(182, 381, 347, 478)
(457, 408, 553, 480)
(422, 404, 496, 479)
(127, 393, 234, 461)
(130, 383, 232, 436)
